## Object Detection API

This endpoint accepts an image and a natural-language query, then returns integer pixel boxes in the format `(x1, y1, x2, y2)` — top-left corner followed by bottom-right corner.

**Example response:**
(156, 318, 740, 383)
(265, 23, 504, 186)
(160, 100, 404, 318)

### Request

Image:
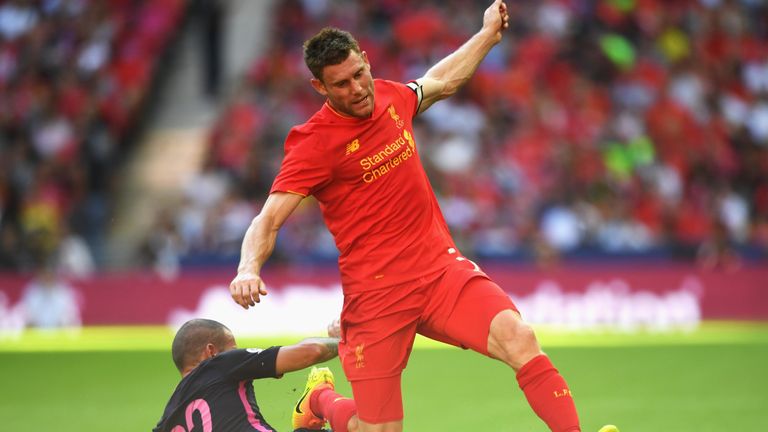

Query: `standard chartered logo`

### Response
(359, 130, 416, 183)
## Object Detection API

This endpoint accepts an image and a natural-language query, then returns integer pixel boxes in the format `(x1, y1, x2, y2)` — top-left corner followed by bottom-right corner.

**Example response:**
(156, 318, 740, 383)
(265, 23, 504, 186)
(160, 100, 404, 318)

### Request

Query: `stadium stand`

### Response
(0, 0, 186, 272)
(7, 1, 765, 272)
(158, 0, 766, 269)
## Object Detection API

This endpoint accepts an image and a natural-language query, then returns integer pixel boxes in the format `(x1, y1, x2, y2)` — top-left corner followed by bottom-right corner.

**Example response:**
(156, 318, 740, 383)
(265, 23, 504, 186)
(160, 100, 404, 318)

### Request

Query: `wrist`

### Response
(477, 27, 501, 45)
(237, 261, 260, 275)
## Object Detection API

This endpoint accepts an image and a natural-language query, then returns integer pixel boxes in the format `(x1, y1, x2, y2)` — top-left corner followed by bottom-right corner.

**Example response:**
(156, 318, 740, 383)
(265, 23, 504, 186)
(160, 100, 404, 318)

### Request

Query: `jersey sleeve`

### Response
(271, 128, 331, 197)
(221, 346, 281, 381)
(405, 81, 424, 117)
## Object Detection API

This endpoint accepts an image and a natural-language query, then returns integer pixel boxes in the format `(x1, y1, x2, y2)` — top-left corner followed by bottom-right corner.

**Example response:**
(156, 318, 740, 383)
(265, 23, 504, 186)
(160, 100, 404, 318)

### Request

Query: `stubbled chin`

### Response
(354, 99, 373, 117)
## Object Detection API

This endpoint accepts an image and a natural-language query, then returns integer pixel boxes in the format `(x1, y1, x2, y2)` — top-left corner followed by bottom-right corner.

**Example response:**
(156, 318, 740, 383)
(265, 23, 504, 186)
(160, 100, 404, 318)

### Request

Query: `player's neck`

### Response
(181, 361, 202, 377)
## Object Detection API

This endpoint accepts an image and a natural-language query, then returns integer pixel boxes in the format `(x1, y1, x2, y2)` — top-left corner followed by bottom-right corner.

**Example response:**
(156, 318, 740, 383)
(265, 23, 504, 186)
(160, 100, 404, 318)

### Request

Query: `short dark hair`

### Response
(303, 27, 362, 80)
(171, 319, 232, 372)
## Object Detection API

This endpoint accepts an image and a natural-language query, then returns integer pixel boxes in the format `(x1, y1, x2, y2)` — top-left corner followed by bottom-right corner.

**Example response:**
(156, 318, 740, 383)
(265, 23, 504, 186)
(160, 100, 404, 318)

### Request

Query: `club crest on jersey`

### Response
(346, 138, 360, 155)
(388, 104, 404, 129)
(355, 343, 365, 369)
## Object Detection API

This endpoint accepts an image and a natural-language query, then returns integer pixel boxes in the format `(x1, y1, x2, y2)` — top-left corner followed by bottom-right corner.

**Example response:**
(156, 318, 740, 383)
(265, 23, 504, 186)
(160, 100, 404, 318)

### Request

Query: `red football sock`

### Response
(516, 354, 581, 432)
(310, 387, 357, 432)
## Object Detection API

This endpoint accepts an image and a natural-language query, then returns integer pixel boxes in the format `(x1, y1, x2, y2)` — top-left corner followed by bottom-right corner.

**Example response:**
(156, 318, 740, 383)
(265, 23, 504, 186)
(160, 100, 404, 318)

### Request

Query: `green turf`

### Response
(1, 324, 767, 431)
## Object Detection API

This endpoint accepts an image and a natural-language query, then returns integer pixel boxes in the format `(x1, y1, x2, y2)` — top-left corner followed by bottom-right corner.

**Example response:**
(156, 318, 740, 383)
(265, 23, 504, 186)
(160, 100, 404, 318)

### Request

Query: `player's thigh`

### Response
(421, 276, 518, 357)
(340, 317, 419, 378)
(339, 288, 423, 382)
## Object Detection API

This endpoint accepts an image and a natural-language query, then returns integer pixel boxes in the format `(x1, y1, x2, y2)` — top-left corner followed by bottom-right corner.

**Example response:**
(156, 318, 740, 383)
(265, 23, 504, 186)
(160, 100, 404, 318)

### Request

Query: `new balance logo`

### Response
(346, 139, 360, 155)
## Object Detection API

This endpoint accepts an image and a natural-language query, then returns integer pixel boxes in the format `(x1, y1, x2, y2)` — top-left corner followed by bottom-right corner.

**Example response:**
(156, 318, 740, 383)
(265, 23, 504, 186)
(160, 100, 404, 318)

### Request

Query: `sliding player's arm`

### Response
(412, 0, 509, 114)
(275, 337, 340, 374)
(229, 191, 303, 309)
(275, 320, 341, 374)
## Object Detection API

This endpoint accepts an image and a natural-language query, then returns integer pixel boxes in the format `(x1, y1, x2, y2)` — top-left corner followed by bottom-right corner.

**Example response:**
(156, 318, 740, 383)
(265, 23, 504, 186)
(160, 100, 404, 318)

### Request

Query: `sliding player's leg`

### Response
(292, 366, 358, 432)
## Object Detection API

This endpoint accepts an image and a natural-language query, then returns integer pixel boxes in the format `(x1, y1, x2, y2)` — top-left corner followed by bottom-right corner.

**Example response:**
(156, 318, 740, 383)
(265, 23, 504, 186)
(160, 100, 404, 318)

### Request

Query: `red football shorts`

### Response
(338, 259, 518, 423)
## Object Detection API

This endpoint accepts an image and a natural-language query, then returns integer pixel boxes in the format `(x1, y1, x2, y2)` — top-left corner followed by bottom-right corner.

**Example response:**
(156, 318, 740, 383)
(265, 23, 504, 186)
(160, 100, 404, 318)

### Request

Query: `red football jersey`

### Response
(271, 79, 458, 293)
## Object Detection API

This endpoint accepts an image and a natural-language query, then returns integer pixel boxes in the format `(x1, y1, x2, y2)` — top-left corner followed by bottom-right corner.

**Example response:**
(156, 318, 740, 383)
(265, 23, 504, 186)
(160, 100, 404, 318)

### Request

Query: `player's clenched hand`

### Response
(229, 272, 268, 309)
(482, 0, 509, 42)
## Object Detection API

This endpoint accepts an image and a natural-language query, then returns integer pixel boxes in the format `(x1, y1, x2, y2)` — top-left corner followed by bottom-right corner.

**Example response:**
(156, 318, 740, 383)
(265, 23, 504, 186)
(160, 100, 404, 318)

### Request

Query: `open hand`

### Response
(229, 272, 268, 309)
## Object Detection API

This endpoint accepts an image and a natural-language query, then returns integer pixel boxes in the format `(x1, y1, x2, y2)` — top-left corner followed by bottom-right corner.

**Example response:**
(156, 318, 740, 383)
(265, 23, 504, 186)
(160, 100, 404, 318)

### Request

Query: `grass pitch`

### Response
(1, 323, 766, 431)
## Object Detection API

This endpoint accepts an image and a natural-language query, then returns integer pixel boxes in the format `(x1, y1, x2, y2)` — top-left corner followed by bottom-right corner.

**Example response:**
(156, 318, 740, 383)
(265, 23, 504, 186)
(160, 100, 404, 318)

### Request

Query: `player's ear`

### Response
(205, 343, 218, 358)
(361, 50, 370, 66)
(310, 78, 327, 96)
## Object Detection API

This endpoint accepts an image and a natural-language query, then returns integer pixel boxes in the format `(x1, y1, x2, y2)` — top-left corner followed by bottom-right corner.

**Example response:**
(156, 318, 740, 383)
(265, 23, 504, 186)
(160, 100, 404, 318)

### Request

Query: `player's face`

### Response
(312, 50, 375, 119)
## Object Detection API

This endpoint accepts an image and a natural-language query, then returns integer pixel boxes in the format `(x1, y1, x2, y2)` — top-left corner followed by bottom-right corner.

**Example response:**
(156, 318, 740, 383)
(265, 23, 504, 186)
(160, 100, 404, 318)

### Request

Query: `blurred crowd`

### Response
(150, 0, 767, 269)
(0, 0, 184, 274)
(4, 0, 765, 275)
(152, 0, 768, 270)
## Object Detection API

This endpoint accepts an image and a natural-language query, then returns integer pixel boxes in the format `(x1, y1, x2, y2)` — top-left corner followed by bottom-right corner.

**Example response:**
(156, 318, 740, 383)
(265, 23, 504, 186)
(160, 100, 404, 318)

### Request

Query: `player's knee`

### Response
(487, 311, 542, 370)
(347, 415, 360, 432)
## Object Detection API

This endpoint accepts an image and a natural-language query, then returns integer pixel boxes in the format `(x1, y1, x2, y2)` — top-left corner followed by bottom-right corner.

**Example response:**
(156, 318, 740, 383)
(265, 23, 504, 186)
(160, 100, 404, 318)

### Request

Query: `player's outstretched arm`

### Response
(230, 192, 303, 309)
(275, 337, 340, 375)
(415, 0, 509, 114)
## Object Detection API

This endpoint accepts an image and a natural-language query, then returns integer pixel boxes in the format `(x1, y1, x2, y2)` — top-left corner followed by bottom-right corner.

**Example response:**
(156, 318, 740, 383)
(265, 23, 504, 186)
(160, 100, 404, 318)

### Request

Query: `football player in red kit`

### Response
(230, 1, 582, 431)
